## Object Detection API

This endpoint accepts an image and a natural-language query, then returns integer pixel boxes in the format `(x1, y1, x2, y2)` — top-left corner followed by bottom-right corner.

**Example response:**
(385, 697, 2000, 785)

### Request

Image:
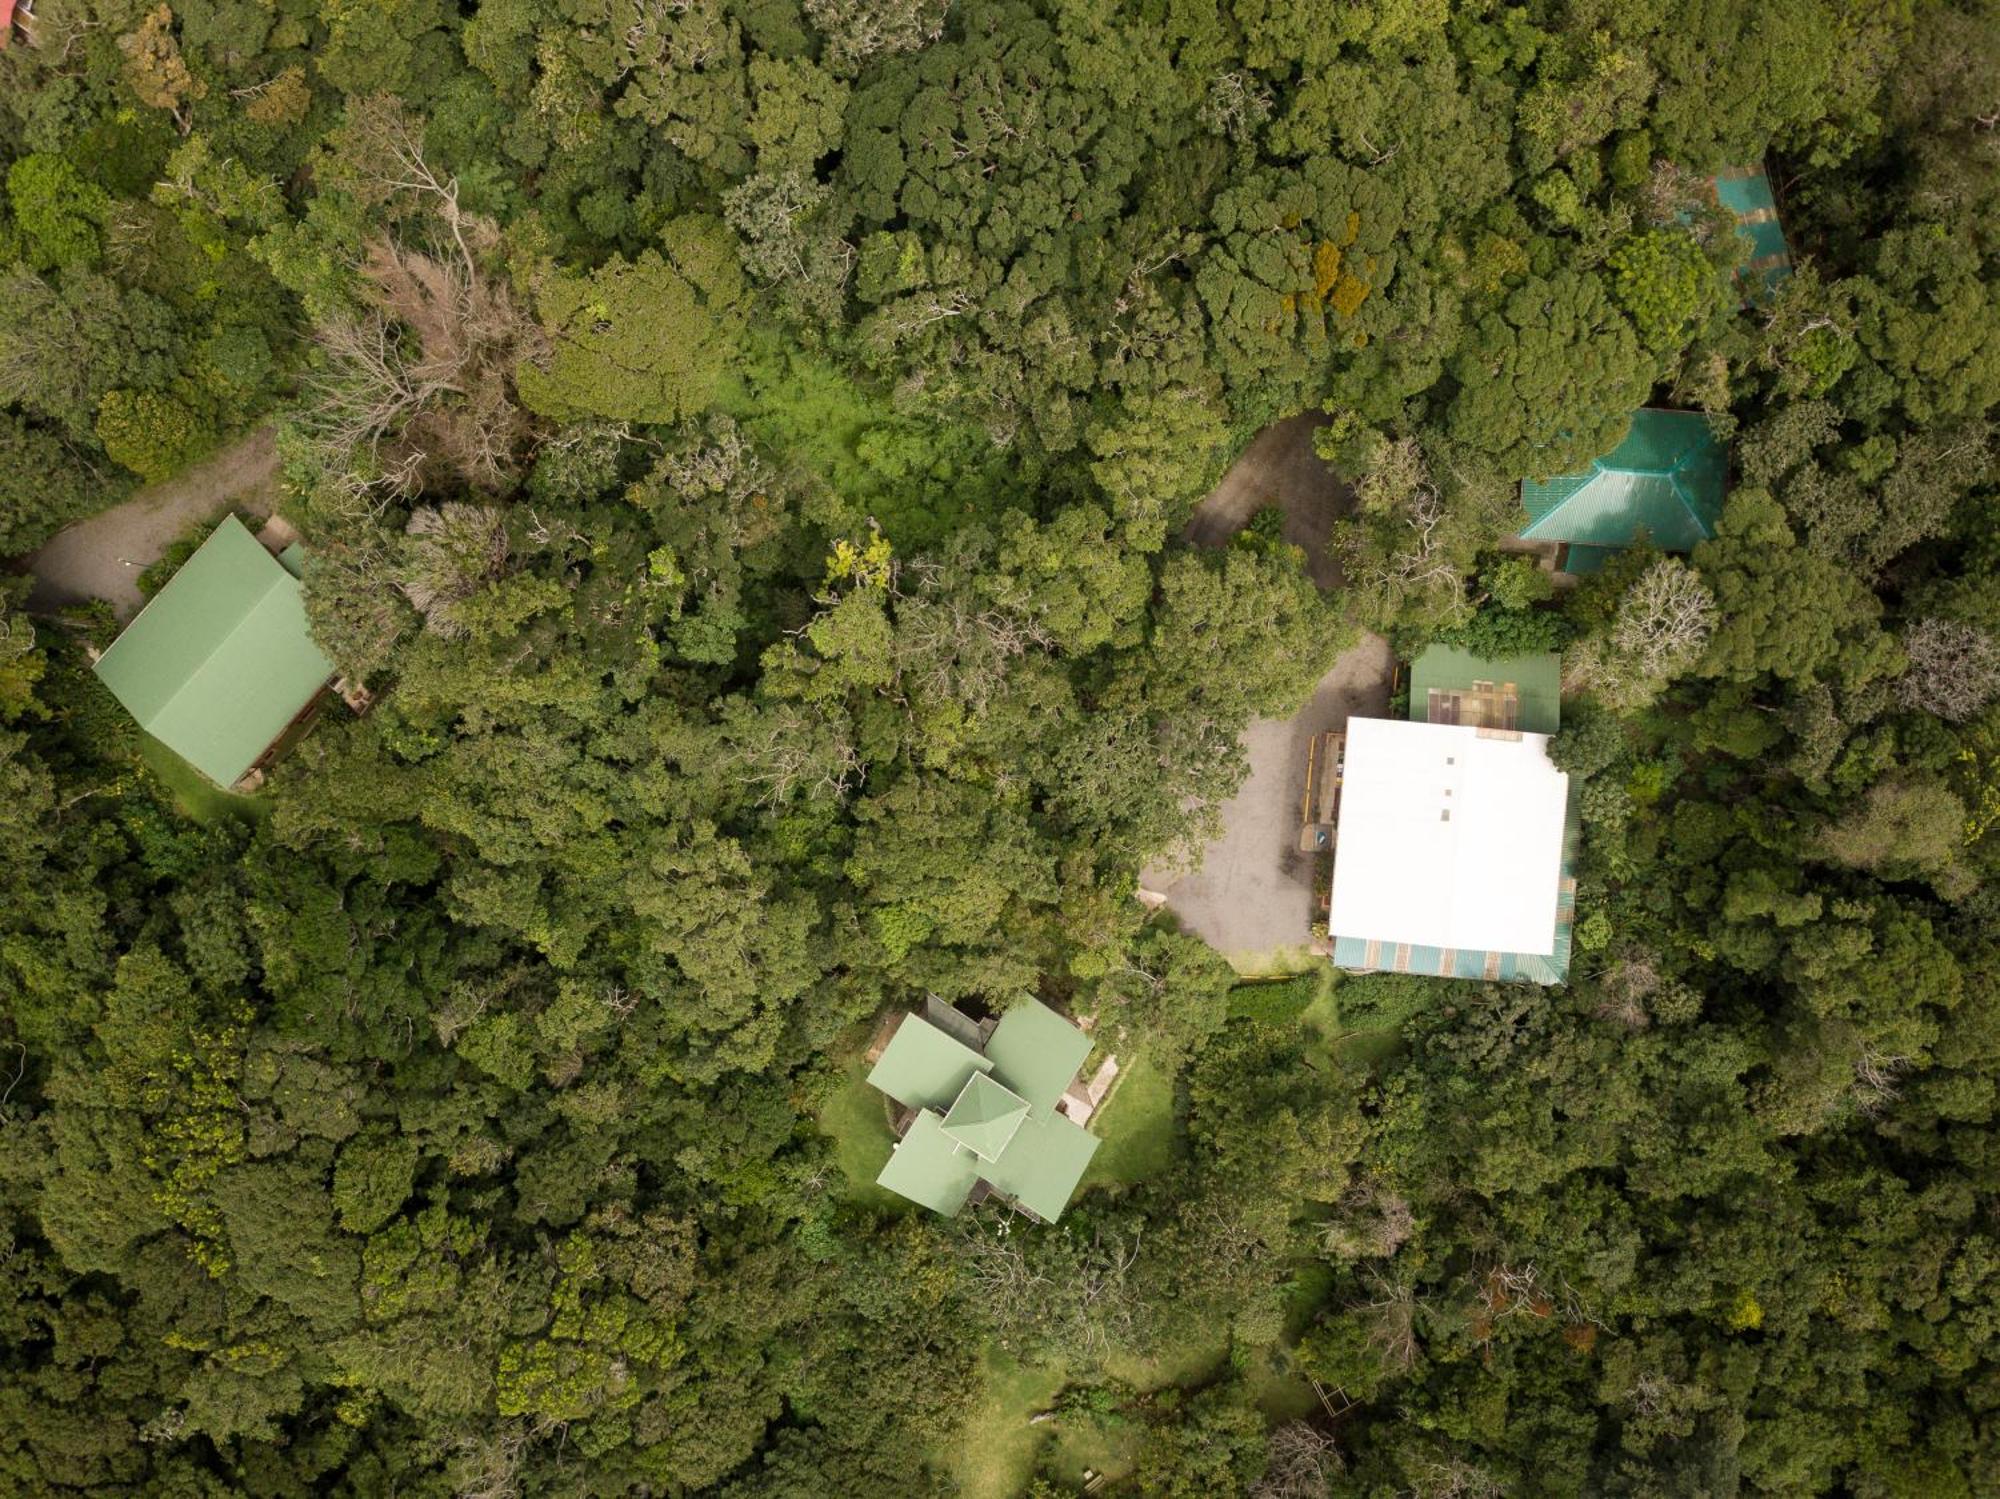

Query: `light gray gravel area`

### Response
(1139, 415, 1392, 966)
(25, 427, 280, 621)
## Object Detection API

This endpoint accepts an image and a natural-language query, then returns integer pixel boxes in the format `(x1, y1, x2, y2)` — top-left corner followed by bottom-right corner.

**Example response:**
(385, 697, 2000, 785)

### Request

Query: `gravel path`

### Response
(1140, 415, 1392, 966)
(25, 427, 280, 621)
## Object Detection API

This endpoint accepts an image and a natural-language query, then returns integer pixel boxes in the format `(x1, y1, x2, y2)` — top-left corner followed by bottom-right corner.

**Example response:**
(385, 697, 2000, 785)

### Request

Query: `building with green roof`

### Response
(865, 998, 1102, 1222)
(1519, 408, 1727, 572)
(1409, 645, 1562, 737)
(92, 515, 337, 788)
(1712, 165, 1793, 299)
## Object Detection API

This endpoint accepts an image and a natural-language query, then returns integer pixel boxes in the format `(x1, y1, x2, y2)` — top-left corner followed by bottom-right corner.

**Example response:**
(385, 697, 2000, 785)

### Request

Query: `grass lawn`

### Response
(1046, 1415, 1143, 1490)
(1300, 973, 1407, 1068)
(813, 1038, 908, 1210)
(138, 733, 268, 824)
(1081, 1050, 1180, 1190)
(952, 1347, 1064, 1499)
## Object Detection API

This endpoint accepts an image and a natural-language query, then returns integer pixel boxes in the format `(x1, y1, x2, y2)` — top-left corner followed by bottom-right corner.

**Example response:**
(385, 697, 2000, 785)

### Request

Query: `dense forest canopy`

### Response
(2, 0, 1999, 1494)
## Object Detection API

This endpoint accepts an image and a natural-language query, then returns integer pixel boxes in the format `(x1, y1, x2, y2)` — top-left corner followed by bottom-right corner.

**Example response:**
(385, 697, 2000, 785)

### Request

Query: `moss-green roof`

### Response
(983, 999, 1093, 1117)
(866, 1012, 993, 1113)
(92, 515, 335, 787)
(867, 1000, 1101, 1221)
(979, 1111, 1101, 1222)
(1410, 646, 1562, 735)
(941, 1071, 1030, 1162)
(1519, 410, 1726, 553)
(876, 1110, 980, 1216)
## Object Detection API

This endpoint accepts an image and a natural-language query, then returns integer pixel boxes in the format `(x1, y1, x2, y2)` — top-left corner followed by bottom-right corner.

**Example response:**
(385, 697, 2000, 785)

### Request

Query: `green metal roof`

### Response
(875, 1110, 980, 1216)
(866, 1014, 993, 1113)
(1519, 409, 1726, 553)
(1410, 646, 1562, 735)
(979, 1111, 1101, 1222)
(866, 999, 1102, 1220)
(983, 999, 1093, 1117)
(92, 515, 336, 787)
(941, 1072, 1030, 1162)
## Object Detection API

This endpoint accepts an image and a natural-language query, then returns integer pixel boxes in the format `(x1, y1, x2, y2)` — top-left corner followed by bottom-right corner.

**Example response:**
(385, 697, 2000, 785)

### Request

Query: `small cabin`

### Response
(92, 515, 337, 790)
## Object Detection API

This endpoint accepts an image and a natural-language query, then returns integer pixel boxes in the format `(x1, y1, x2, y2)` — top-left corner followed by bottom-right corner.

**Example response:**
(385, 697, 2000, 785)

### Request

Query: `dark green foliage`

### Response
(2, 3, 1998, 1497)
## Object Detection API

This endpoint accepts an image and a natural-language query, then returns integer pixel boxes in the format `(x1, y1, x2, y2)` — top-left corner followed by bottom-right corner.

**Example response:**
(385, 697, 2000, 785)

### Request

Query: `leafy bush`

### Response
(1226, 973, 1318, 1025)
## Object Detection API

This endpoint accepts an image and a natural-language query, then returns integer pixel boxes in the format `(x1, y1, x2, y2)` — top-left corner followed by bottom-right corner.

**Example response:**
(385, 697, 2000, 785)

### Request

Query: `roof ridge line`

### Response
(142, 566, 299, 733)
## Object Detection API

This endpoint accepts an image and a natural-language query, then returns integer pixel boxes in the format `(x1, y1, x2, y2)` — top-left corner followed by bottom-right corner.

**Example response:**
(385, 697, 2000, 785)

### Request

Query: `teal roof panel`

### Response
(1520, 410, 1726, 553)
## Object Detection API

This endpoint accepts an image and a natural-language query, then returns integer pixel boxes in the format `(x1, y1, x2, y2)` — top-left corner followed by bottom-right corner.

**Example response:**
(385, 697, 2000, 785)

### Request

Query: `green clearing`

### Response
(1080, 1050, 1180, 1190)
(1221, 943, 1326, 980)
(814, 1041, 907, 1210)
(952, 1348, 1065, 1499)
(1301, 972, 1408, 1068)
(137, 732, 268, 824)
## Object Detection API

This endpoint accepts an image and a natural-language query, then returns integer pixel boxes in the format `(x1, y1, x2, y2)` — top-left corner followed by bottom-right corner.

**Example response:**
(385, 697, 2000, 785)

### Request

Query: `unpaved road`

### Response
(1182, 411, 1348, 588)
(25, 427, 280, 621)
(1141, 414, 1391, 966)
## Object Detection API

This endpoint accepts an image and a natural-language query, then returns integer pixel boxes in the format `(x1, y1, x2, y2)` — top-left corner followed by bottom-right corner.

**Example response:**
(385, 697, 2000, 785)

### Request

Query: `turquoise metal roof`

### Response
(1712, 165, 1793, 297)
(1520, 409, 1726, 553)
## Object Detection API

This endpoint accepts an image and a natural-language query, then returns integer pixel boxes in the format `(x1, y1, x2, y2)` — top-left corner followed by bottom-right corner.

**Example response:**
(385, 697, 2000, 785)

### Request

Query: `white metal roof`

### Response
(1328, 717, 1568, 955)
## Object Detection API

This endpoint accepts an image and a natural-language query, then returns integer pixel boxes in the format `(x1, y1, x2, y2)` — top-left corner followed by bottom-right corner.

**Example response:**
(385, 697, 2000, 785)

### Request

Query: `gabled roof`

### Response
(983, 999, 1093, 1117)
(941, 1072, 1030, 1163)
(1410, 646, 1562, 736)
(1520, 409, 1726, 553)
(877, 1111, 980, 1216)
(979, 1111, 1101, 1222)
(866, 1011, 993, 1113)
(92, 515, 335, 787)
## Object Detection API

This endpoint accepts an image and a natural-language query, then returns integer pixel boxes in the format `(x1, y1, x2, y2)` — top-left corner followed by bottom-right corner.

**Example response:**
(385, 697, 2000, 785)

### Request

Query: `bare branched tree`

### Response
(721, 700, 864, 806)
(306, 238, 541, 499)
(1611, 557, 1718, 680)
(1402, 1452, 1506, 1499)
(1353, 1269, 1423, 1375)
(1319, 1181, 1416, 1262)
(1253, 1422, 1344, 1499)
(399, 503, 510, 638)
(1852, 1042, 1912, 1115)
(1897, 617, 2000, 722)
(332, 96, 479, 275)
(806, 0, 952, 75)
(955, 1217, 1144, 1367)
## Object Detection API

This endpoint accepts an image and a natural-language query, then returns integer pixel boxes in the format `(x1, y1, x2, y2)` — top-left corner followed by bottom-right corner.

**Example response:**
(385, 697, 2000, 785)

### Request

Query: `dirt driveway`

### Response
(25, 427, 280, 621)
(1182, 411, 1348, 588)
(1140, 415, 1392, 968)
